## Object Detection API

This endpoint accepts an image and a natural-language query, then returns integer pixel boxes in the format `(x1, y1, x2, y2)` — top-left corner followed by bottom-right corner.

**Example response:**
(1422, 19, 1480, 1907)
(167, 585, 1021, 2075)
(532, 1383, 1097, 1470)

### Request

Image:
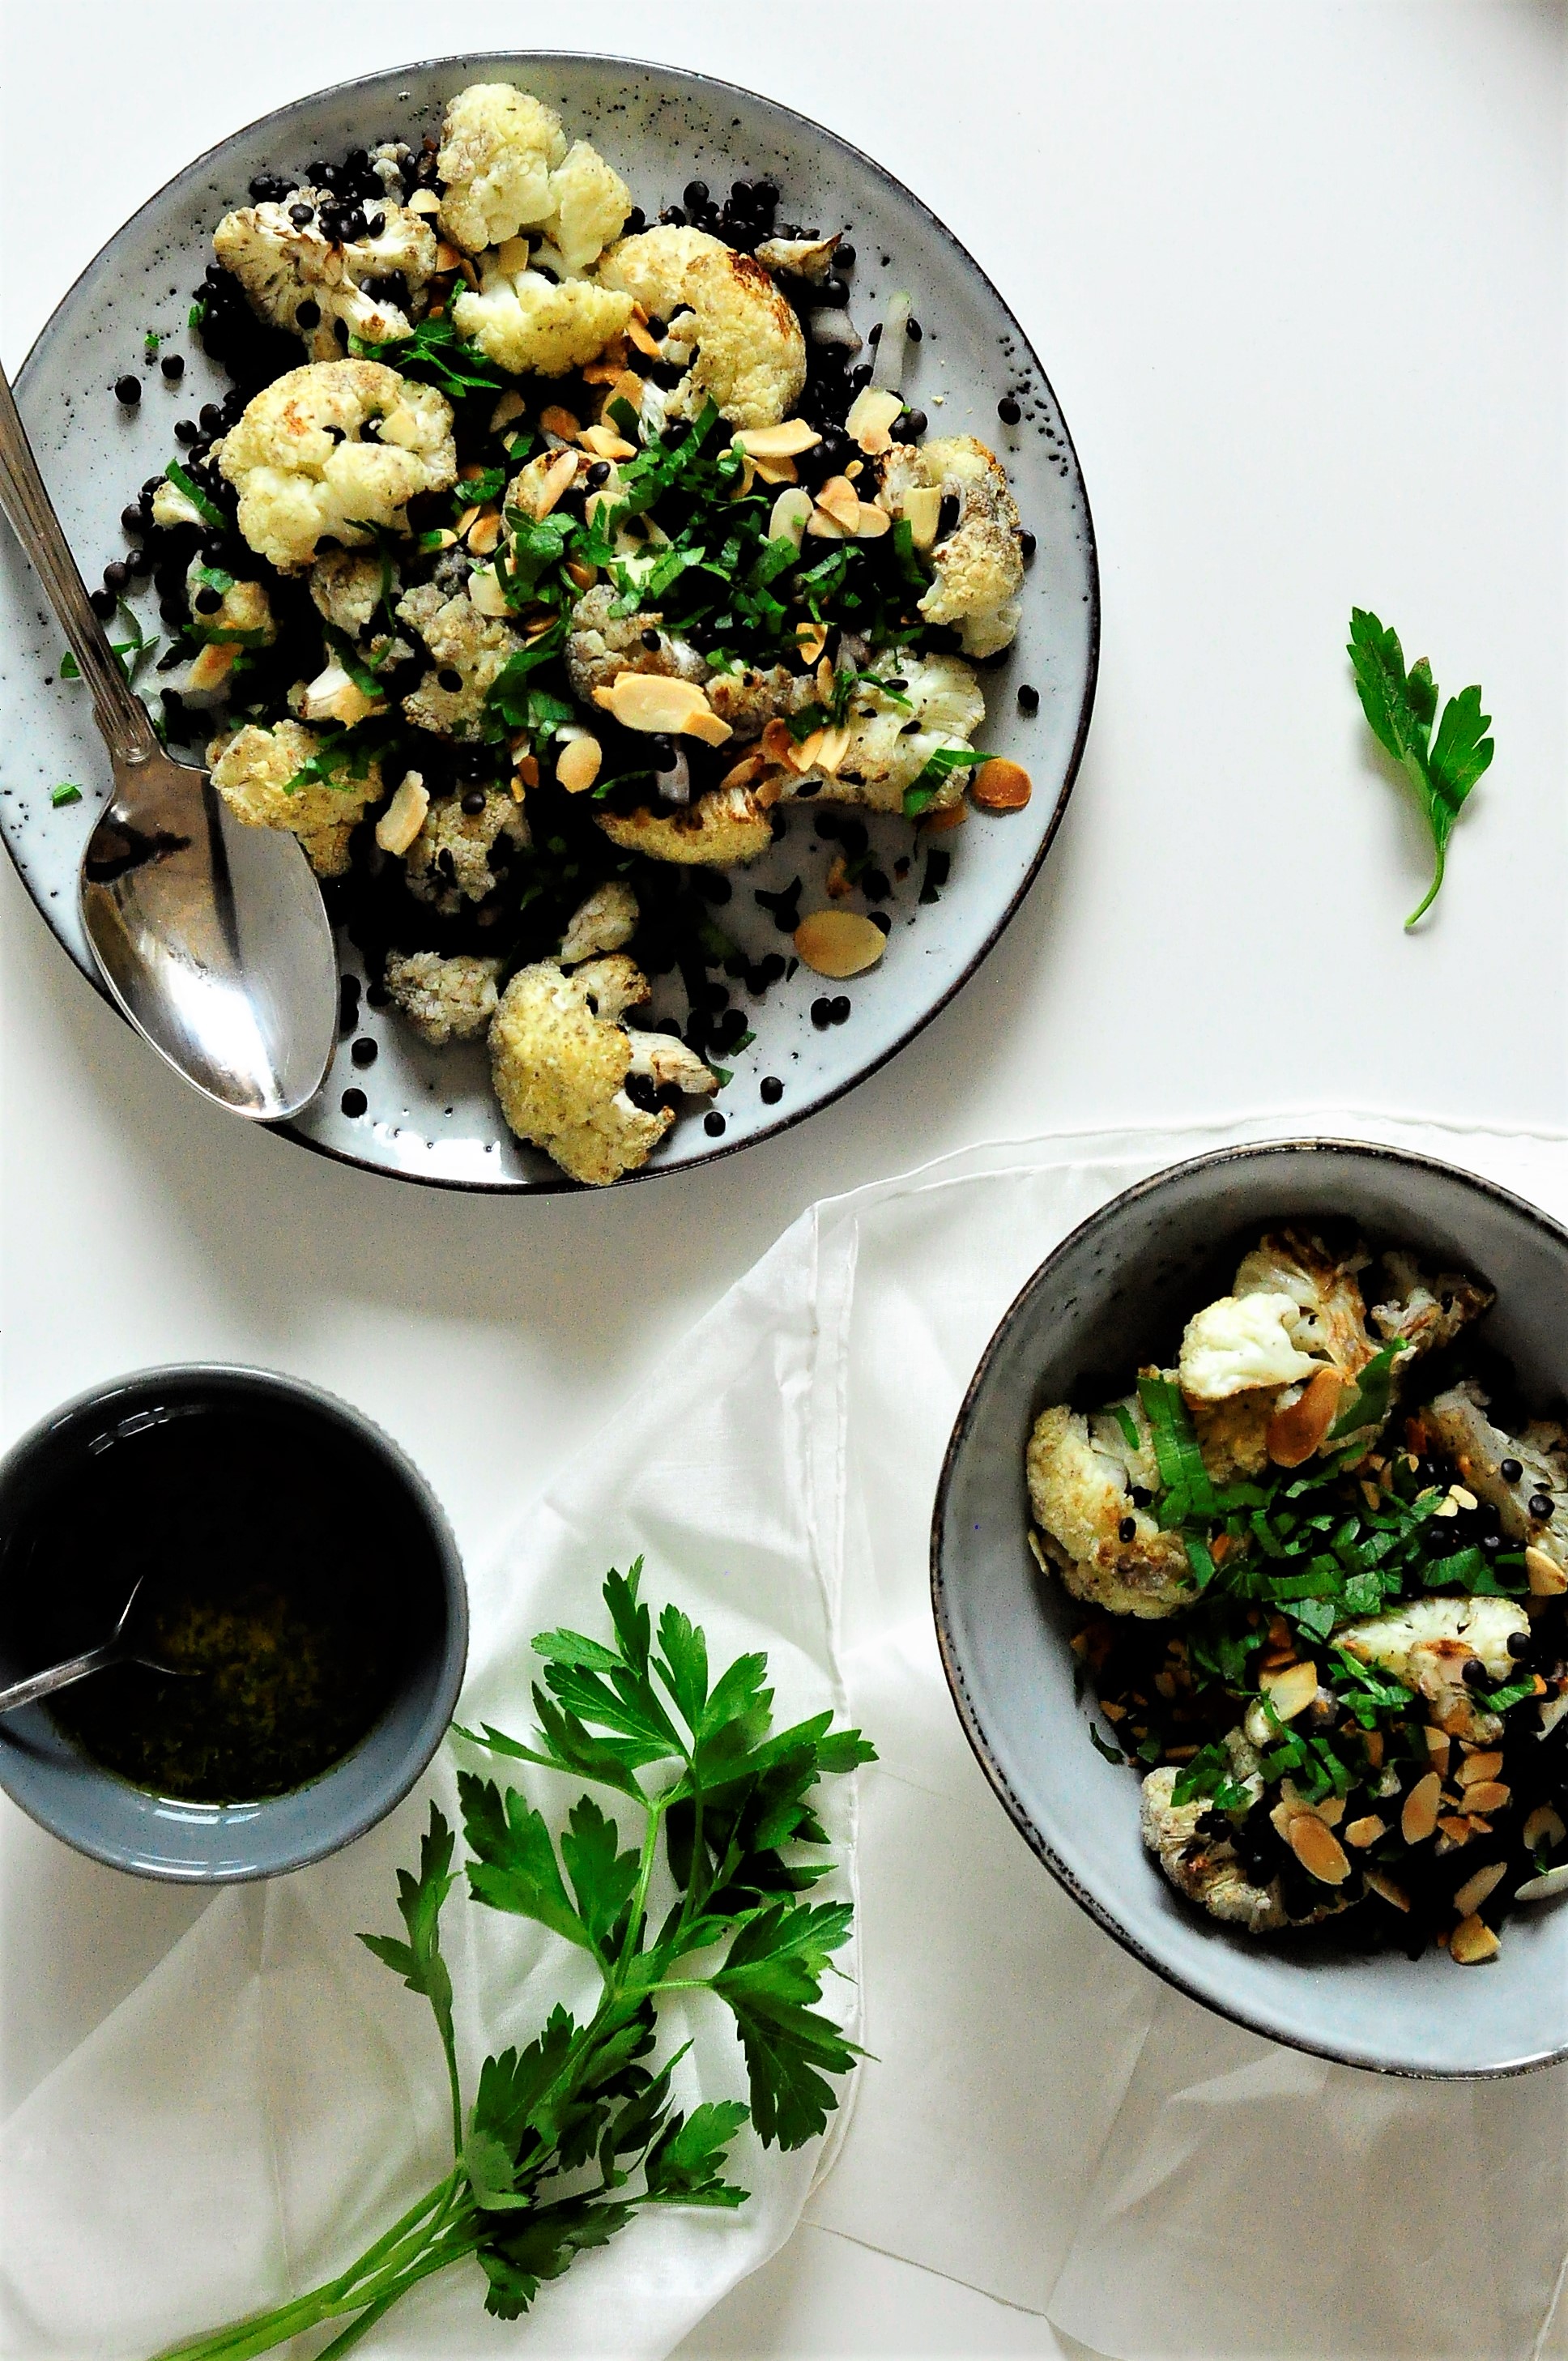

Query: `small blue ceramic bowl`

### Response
(0, 1365, 467, 1880)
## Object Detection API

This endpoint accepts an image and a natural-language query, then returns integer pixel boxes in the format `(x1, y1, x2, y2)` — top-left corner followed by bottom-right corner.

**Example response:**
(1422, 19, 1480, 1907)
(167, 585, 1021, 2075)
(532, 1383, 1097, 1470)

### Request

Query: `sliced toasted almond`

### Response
(752, 454, 799, 488)
(593, 672, 734, 746)
(1526, 1545, 1568, 1595)
(433, 239, 465, 274)
(1461, 1780, 1510, 1815)
(626, 314, 665, 359)
(522, 449, 579, 519)
(793, 619, 829, 667)
(806, 506, 846, 540)
(1458, 1749, 1504, 1788)
(1438, 1814, 1478, 1847)
(760, 718, 799, 767)
(512, 751, 539, 789)
(1344, 1814, 1387, 1848)
(493, 236, 531, 275)
(1264, 1365, 1345, 1468)
(1523, 1803, 1567, 1852)
(488, 389, 527, 433)
(421, 527, 458, 551)
(467, 565, 510, 618)
(1450, 1484, 1479, 1511)
(407, 189, 442, 217)
(1451, 1911, 1501, 1964)
(1454, 1860, 1508, 1919)
(793, 908, 888, 978)
(539, 404, 582, 441)
(814, 724, 852, 775)
(901, 484, 944, 551)
(920, 802, 969, 834)
(1432, 1494, 1459, 1518)
(1517, 1862, 1568, 1902)
(556, 733, 603, 795)
(853, 501, 892, 538)
(1424, 1726, 1451, 1775)
(718, 752, 766, 793)
(1260, 1659, 1320, 1723)
(579, 423, 637, 461)
(1364, 1728, 1384, 1770)
(815, 475, 863, 531)
(1287, 1812, 1350, 1886)
(565, 558, 598, 590)
(374, 772, 428, 856)
(1362, 1868, 1411, 1912)
(452, 505, 481, 536)
(767, 486, 814, 552)
(972, 758, 1033, 812)
(467, 510, 503, 556)
(732, 419, 822, 459)
(606, 368, 646, 411)
(792, 728, 826, 773)
(1401, 1770, 1443, 1845)
(845, 384, 906, 454)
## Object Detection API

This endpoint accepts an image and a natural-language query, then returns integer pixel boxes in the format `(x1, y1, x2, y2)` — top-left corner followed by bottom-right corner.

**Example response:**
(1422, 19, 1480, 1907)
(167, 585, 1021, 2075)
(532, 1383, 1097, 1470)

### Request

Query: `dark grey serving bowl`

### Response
(932, 1140, 1568, 2077)
(0, 1366, 466, 1881)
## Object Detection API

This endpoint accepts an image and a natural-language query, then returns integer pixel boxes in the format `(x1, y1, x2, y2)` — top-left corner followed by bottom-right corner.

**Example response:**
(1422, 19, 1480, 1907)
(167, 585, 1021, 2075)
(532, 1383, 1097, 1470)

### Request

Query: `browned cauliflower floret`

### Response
(218, 360, 456, 571)
(597, 226, 806, 428)
(213, 192, 437, 359)
(533, 141, 634, 275)
(559, 880, 638, 964)
(179, 569, 275, 705)
(1140, 1763, 1289, 1935)
(1426, 1380, 1568, 1578)
(1026, 1403, 1195, 1619)
(309, 548, 392, 637)
(488, 955, 713, 1187)
(1338, 1594, 1529, 1746)
(775, 653, 985, 813)
(207, 718, 381, 877)
(454, 251, 633, 378)
(382, 949, 501, 1045)
(595, 782, 775, 869)
(1370, 1251, 1493, 1361)
(437, 84, 567, 252)
(1180, 1230, 1379, 1481)
(880, 435, 1025, 657)
(403, 786, 529, 910)
(396, 581, 522, 739)
(565, 586, 707, 702)
(704, 663, 819, 739)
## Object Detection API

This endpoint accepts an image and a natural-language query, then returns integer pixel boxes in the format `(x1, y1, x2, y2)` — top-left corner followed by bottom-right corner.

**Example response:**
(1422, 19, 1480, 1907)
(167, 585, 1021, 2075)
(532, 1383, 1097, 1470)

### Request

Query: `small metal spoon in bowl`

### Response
(0, 1577, 197, 1717)
(0, 360, 338, 1121)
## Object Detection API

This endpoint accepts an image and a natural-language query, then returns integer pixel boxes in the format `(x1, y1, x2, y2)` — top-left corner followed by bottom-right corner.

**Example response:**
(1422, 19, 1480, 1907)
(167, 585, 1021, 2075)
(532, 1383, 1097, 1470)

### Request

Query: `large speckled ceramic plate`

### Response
(0, 53, 1097, 1191)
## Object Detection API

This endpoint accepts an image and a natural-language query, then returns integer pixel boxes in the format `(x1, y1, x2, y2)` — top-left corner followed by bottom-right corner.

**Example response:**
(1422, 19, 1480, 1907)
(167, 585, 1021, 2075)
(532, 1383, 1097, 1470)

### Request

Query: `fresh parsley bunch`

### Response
(157, 1562, 873, 2360)
(1348, 607, 1493, 926)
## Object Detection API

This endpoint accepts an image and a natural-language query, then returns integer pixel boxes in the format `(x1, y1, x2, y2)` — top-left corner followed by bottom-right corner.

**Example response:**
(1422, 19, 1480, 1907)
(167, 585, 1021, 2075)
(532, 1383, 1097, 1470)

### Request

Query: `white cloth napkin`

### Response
(4, 1110, 1568, 2361)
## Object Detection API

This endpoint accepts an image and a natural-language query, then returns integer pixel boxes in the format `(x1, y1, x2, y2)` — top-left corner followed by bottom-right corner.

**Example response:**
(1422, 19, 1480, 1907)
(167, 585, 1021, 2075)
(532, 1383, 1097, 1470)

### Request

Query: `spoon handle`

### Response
(0, 360, 160, 767)
(0, 1641, 121, 1715)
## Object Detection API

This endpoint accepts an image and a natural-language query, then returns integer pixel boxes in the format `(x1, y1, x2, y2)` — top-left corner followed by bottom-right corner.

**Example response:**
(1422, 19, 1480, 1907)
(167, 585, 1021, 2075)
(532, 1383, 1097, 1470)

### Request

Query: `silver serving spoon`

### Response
(0, 360, 338, 1120)
(0, 1577, 197, 1717)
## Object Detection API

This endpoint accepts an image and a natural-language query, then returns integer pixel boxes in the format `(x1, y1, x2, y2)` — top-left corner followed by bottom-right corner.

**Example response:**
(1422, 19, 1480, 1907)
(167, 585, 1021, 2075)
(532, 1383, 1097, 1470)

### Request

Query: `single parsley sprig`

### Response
(156, 1562, 873, 2359)
(1348, 607, 1493, 927)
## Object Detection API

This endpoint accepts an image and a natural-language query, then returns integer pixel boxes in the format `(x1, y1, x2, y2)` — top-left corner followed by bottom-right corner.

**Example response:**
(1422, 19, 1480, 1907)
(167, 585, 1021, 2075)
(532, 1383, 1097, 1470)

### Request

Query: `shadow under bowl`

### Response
(931, 1138, 1568, 2077)
(0, 1365, 467, 1881)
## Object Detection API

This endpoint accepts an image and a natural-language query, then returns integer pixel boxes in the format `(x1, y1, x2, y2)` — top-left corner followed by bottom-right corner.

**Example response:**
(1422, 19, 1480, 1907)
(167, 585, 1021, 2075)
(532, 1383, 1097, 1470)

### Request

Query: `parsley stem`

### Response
(1405, 841, 1445, 930)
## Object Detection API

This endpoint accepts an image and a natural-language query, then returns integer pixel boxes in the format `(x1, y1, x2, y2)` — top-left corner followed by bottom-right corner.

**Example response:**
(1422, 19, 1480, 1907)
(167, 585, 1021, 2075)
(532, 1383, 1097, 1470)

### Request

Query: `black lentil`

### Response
(340, 1088, 367, 1117)
(160, 353, 185, 381)
(1531, 1494, 1555, 1521)
(1501, 1458, 1523, 1481)
(194, 586, 223, 615)
(811, 997, 833, 1029)
(1018, 683, 1040, 712)
(120, 505, 145, 537)
(760, 1076, 784, 1104)
(460, 788, 488, 816)
(350, 1036, 378, 1069)
(829, 995, 850, 1024)
(102, 561, 130, 595)
(997, 396, 1020, 424)
(437, 668, 463, 692)
(89, 588, 117, 620)
(173, 419, 200, 445)
(1020, 530, 1037, 561)
(113, 374, 142, 407)
(704, 1110, 726, 1136)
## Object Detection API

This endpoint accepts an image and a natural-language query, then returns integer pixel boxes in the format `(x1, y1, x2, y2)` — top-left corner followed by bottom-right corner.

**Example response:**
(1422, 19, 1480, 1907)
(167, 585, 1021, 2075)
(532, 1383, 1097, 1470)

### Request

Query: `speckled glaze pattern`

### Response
(0, 1365, 467, 1881)
(932, 1140, 1568, 2078)
(0, 53, 1097, 1192)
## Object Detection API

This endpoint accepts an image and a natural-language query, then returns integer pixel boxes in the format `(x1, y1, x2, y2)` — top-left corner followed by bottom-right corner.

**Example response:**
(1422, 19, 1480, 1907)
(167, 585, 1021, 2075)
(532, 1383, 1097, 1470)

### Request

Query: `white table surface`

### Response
(0, 4, 1562, 2354)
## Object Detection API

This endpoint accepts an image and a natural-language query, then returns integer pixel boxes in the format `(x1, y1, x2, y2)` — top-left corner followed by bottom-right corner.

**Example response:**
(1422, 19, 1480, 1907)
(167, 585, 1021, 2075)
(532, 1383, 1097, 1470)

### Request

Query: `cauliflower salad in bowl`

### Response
(1027, 1227, 1568, 1966)
(79, 78, 1043, 1187)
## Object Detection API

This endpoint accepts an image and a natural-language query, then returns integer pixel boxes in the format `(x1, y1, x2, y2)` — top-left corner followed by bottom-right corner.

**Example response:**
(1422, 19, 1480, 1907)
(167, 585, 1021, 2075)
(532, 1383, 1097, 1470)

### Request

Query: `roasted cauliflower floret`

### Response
(453, 253, 633, 379)
(535, 141, 633, 275)
(1426, 1380, 1568, 1574)
(382, 948, 501, 1045)
(437, 83, 567, 253)
(597, 226, 806, 428)
(309, 548, 391, 637)
(488, 955, 682, 1186)
(1026, 1404, 1194, 1619)
(777, 653, 986, 814)
(403, 786, 529, 909)
(395, 581, 522, 738)
(880, 435, 1025, 657)
(213, 192, 437, 360)
(704, 662, 819, 739)
(207, 718, 381, 877)
(1182, 1230, 1379, 1481)
(1338, 1595, 1529, 1745)
(1140, 1766, 1289, 1935)
(1179, 1294, 1321, 1401)
(151, 470, 212, 530)
(559, 880, 638, 965)
(565, 586, 707, 702)
(1233, 1231, 1375, 1375)
(595, 782, 775, 869)
(179, 569, 275, 705)
(1370, 1251, 1493, 1361)
(218, 360, 456, 571)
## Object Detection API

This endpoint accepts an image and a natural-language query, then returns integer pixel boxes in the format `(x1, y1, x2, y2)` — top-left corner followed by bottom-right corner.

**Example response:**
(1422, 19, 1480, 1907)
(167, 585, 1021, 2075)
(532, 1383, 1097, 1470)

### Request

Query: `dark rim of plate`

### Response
(12, 49, 1099, 1195)
(929, 1136, 1568, 2080)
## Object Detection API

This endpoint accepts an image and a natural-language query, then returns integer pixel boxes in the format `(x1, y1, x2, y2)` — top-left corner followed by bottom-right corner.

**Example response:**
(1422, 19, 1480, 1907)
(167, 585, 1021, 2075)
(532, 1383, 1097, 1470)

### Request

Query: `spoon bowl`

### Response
(0, 1571, 195, 1719)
